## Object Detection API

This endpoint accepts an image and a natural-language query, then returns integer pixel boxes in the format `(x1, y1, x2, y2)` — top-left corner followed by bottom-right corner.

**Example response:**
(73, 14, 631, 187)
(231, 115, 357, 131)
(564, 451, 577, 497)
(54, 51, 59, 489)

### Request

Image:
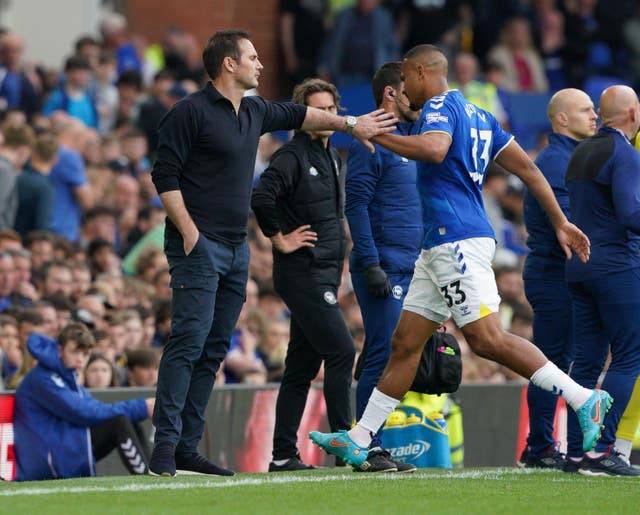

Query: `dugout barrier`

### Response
(1, 383, 536, 479)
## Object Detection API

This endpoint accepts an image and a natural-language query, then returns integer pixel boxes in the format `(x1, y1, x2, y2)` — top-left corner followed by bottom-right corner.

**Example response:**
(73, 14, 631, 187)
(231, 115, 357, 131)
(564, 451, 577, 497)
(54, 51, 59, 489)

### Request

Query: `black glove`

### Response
(365, 264, 391, 299)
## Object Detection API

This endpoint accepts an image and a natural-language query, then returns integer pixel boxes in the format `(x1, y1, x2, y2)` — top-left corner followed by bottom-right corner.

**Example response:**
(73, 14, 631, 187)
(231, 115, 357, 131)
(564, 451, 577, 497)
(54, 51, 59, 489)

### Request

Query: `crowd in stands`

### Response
(0, 1, 632, 391)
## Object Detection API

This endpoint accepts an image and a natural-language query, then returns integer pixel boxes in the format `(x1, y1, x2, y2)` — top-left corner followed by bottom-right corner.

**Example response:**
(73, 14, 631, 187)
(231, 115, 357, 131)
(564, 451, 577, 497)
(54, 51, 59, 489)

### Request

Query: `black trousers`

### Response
(272, 276, 355, 460)
(91, 415, 150, 474)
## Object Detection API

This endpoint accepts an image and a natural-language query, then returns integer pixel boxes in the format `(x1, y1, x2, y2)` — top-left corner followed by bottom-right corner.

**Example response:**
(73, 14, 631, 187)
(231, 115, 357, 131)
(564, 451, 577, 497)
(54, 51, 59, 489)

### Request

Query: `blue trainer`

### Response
(309, 430, 368, 467)
(576, 390, 613, 452)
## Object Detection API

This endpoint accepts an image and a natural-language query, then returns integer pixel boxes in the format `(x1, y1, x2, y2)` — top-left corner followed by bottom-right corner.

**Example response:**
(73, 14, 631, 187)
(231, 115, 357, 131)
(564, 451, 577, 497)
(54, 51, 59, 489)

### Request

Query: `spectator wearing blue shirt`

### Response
(520, 88, 597, 469)
(49, 117, 94, 242)
(310, 44, 610, 468)
(43, 56, 98, 129)
(564, 85, 640, 477)
(346, 62, 421, 473)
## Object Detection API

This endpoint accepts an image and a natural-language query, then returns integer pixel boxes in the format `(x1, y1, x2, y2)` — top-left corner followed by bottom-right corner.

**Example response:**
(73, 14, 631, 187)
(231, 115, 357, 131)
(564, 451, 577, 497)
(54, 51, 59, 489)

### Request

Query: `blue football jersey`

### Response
(414, 89, 513, 249)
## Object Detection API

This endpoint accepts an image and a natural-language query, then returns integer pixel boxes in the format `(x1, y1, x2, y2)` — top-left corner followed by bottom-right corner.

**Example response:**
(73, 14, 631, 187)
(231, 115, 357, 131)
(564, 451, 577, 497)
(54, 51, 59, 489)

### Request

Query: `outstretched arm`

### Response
(372, 132, 452, 162)
(301, 108, 397, 152)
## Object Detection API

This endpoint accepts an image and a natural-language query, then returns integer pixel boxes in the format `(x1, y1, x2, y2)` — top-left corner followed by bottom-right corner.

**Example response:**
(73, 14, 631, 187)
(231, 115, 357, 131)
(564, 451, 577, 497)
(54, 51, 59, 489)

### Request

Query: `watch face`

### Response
(347, 116, 357, 126)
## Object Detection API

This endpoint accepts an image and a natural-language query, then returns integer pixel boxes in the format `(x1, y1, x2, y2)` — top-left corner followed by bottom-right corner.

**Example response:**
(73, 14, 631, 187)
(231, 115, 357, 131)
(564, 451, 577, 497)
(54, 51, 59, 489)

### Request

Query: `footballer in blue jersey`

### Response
(414, 89, 513, 249)
(309, 45, 611, 470)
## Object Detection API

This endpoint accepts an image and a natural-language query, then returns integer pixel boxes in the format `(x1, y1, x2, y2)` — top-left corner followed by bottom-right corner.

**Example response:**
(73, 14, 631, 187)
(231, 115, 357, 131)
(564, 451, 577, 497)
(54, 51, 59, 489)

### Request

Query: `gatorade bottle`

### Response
(425, 412, 452, 468)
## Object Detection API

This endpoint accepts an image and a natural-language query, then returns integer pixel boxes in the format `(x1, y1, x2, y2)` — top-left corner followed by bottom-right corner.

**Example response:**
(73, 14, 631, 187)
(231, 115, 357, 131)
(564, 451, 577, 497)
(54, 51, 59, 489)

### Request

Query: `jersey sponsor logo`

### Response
(392, 285, 403, 300)
(426, 112, 448, 124)
(50, 373, 65, 388)
(323, 291, 337, 305)
(309, 166, 318, 176)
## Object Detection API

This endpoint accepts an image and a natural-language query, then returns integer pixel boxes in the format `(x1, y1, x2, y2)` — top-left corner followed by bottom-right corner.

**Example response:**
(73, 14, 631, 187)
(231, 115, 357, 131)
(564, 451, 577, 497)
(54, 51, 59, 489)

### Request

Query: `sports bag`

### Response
(410, 329, 462, 395)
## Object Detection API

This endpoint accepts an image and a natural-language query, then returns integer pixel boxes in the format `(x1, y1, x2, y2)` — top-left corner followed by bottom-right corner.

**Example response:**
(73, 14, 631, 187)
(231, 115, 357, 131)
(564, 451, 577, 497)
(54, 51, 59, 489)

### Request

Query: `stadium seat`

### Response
(504, 92, 553, 152)
(332, 82, 376, 149)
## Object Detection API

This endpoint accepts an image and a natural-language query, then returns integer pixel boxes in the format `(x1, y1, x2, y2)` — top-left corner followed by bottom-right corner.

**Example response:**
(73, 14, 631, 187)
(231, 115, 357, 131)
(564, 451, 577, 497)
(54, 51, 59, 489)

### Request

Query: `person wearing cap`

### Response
(43, 56, 98, 129)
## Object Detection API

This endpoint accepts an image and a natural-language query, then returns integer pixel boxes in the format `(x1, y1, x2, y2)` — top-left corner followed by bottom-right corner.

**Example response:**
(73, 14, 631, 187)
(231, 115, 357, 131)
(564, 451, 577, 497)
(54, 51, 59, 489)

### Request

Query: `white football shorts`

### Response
(403, 237, 501, 327)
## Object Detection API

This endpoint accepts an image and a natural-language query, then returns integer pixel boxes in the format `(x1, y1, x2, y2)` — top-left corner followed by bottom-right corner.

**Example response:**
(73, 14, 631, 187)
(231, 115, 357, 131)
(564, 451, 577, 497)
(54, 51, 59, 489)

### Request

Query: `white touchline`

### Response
(0, 468, 557, 497)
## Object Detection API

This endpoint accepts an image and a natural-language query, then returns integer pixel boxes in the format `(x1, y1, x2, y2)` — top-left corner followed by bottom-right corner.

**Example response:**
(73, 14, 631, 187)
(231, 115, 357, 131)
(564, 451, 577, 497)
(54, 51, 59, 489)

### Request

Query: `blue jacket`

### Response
(523, 132, 580, 281)
(565, 126, 640, 281)
(13, 334, 147, 481)
(346, 124, 422, 274)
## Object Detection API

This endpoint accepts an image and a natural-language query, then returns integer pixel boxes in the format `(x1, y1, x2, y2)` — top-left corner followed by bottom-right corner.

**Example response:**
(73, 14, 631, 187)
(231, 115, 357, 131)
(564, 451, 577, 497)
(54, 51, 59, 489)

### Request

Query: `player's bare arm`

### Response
(372, 131, 451, 162)
(495, 140, 590, 263)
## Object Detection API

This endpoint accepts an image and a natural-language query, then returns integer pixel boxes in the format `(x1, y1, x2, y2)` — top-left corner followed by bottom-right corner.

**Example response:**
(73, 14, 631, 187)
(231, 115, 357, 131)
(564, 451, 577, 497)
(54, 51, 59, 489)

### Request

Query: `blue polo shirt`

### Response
(566, 126, 640, 281)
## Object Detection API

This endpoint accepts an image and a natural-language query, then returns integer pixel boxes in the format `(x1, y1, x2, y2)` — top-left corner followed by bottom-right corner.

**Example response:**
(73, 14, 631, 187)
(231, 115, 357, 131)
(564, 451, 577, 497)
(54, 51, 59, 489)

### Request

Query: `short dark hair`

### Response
(403, 43, 443, 61)
(64, 55, 91, 72)
(59, 322, 95, 350)
(84, 205, 116, 222)
(2, 125, 35, 149)
(87, 238, 113, 258)
(42, 294, 75, 312)
(116, 69, 143, 91)
(38, 259, 72, 282)
(291, 78, 341, 109)
(0, 228, 21, 245)
(125, 348, 158, 370)
(202, 29, 251, 80)
(16, 307, 44, 326)
(24, 230, 56, 248)
(372, 62, 402, 107)
(0, 313, 18, 329)
(74, 35, 100, 54)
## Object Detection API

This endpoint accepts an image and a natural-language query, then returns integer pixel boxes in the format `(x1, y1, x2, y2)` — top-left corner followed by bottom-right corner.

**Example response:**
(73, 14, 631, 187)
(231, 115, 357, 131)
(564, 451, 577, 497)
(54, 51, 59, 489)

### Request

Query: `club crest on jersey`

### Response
(464, 103, 485, 121)
(464, 104, 476, 117)
(309, 166, 318, 176)
(392, 285, 403, 300)
(50, 373, 65, 388)
(323, 291, 337, 305)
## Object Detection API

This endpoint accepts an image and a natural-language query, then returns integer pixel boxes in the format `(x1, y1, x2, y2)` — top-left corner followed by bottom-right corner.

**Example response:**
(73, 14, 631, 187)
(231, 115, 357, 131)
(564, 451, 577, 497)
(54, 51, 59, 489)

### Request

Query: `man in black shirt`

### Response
(149, 29, 395, 477)
(251, 78, 353, 472)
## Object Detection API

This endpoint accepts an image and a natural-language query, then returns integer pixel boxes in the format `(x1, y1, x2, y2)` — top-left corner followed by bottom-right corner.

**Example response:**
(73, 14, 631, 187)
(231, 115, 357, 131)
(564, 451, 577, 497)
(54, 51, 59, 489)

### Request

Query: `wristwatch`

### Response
(345, 115, 357, 135)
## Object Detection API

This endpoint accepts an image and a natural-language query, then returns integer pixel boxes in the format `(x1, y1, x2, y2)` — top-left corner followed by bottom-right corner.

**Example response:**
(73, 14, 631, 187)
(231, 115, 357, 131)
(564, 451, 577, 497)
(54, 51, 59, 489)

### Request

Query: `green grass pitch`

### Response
(1, 468, 639, 514)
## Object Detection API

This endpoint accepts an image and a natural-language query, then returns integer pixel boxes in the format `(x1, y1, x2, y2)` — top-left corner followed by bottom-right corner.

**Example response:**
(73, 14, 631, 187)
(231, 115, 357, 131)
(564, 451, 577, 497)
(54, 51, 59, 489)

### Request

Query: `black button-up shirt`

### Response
(151, 82, 307, 244)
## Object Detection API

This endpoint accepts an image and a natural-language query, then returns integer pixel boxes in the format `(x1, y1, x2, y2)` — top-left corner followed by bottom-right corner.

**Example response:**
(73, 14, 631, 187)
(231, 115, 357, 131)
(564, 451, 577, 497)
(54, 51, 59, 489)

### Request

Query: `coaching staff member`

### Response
(149, 29, 395, 477)
(251, 78, 355, 472)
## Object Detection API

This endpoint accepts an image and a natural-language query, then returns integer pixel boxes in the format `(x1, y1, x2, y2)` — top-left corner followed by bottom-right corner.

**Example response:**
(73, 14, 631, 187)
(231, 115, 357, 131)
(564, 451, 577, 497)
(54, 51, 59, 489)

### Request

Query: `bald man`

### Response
(310, 44, 612, 469)
(519, 89, 597, 470)
(563, 85, 640, 476)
